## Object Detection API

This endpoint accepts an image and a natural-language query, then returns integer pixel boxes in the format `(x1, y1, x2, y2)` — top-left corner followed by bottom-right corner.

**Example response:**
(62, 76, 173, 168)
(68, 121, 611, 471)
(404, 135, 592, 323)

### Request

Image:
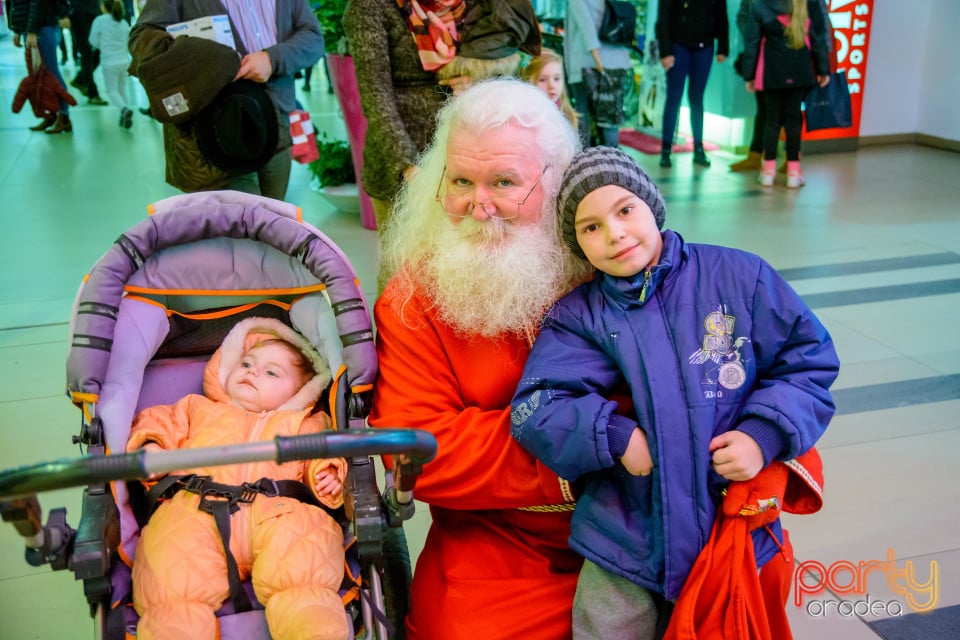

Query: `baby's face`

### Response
(225, 342, 307, 412)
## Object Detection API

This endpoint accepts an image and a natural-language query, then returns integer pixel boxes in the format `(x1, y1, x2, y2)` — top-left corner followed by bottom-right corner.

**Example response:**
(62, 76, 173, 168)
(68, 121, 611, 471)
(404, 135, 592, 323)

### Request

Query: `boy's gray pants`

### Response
(572, 559, 667, 639)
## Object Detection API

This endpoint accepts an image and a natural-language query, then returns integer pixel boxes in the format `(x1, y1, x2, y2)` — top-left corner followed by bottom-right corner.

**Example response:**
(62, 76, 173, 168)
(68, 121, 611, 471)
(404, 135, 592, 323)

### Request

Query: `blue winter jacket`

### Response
(511, 230, 838, 600)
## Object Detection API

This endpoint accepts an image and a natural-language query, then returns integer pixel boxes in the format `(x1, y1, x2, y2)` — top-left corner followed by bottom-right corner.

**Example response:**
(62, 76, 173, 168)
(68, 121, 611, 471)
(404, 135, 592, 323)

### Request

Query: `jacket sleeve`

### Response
(737, 261, 839, 460)
(127, 396, 196, 452)
(655, 0, 674, 57)
(342, 0, 419, 185)
(808, 0, 832, 76)
(739, 3, 762, 81)
(88, 17, 101, 49)
(567, 0, 601, 53)
(12, 76, 30, 113)
(511, 299, 639, 482)
(715, 0, 730, 56)
(263, 0, 324, 78)
(129, 0, 183, 47)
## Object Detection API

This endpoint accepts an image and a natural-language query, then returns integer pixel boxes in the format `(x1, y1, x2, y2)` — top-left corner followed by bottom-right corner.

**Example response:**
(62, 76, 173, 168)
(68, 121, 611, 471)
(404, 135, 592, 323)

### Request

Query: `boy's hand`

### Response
(709, 431, 764, 481)
(621, 428, 654, 476)
(314, 465, 343, 498)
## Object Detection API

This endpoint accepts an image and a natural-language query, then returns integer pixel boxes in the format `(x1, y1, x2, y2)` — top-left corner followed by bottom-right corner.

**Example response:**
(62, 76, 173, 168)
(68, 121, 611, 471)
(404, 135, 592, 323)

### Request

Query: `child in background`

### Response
(511, 146, 838, 637)
(89, 0, 133, 128)
(128, 317, 350, 640)
(521, 48, 579, 130)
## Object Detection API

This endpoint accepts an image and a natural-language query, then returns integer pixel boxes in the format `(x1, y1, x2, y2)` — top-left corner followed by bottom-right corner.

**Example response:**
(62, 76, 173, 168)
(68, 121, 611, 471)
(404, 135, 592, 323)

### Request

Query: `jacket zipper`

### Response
(638, 269, 652, 303)
(237, 411, 270, 481)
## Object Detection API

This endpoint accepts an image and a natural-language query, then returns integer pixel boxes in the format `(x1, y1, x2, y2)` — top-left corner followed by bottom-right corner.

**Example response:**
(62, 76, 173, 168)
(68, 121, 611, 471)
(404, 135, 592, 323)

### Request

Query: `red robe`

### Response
(369, 280, 582, 640)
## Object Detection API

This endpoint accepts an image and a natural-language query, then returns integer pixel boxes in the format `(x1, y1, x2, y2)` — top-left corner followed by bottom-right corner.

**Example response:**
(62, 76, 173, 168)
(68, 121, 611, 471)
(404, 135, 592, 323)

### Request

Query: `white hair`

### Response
(381, 78, 590, 338)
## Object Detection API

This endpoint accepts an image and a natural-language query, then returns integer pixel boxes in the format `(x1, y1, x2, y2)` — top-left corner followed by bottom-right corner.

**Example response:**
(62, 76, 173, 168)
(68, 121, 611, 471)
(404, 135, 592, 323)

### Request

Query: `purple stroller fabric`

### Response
(63, 190, 378, 562)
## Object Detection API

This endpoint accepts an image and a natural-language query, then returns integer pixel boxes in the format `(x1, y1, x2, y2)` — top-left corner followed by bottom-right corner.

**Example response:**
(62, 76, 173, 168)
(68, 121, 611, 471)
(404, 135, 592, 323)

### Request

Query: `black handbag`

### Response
(804, 70, 852, 131)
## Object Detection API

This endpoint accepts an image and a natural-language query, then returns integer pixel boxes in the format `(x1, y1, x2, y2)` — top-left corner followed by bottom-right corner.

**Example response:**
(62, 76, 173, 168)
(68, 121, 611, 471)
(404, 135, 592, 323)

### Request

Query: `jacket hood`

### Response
(203, 317, 333, 412)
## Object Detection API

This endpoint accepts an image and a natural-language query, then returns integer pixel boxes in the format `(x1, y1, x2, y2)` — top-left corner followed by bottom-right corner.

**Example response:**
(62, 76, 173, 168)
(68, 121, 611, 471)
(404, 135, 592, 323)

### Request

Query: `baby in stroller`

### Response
(128, 317, 350, 640)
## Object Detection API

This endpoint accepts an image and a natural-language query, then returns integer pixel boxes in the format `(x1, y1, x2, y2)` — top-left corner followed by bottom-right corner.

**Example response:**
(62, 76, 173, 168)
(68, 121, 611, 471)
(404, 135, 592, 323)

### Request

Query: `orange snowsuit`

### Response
(127, 320, 350, 640)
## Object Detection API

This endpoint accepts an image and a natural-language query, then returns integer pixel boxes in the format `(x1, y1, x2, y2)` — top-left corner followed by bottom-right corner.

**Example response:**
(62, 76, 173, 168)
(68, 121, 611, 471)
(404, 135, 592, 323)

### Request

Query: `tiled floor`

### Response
(1, 34, 959, 639)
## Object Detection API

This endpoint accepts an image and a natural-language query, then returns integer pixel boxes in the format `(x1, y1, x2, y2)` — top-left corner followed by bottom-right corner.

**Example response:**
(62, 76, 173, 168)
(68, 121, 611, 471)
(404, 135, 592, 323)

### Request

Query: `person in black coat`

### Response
(740, 0, 831, 188)
(655, 0, 728, 168)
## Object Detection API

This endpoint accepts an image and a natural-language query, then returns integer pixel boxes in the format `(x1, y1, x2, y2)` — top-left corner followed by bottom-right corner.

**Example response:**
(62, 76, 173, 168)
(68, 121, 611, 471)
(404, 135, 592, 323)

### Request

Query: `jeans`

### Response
(224, 147, 293, 201)
(36, 26, 70, 113)
(661, 44, 714, 151)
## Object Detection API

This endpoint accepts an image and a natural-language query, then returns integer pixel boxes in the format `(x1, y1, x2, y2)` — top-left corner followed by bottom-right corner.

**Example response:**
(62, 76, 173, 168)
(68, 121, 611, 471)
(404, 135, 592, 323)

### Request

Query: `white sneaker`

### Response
(758, 171, 775, 187)
(786, 172, 805, 189)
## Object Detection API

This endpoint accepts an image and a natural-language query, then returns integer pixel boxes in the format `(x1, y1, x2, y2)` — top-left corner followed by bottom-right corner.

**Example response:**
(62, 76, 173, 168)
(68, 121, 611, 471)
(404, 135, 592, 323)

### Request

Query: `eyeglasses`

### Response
(435, 167, 547, 220)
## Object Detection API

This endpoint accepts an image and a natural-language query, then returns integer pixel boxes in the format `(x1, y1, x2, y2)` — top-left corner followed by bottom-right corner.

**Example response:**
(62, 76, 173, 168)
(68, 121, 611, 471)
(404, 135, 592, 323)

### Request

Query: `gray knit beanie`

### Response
(558, 146, 667, 258)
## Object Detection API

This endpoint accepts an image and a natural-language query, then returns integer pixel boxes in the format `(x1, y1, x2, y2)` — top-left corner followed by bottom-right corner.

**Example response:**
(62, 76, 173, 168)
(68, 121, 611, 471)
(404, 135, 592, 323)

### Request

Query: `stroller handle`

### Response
(0, 429, 437, 502)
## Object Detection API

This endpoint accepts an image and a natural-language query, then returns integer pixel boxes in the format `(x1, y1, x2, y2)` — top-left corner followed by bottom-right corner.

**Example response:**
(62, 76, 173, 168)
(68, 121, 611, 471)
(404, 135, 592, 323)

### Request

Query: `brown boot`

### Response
(29, 116, 57, 131)
(45, 113, 72, 134)
(729, 151, 762, 172)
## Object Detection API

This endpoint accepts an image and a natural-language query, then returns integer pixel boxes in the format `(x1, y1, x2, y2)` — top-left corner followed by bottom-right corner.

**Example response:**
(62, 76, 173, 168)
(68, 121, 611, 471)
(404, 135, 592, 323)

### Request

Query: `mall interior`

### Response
(0, 1, 958, 638)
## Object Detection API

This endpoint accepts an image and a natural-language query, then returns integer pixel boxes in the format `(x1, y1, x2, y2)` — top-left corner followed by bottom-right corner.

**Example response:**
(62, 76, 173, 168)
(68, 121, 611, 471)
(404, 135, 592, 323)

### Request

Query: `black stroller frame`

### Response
(0, 191, 434, 639)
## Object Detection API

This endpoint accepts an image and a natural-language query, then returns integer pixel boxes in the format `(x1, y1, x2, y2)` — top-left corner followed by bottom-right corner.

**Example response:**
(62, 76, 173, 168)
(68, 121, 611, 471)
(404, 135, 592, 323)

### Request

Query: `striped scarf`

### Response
(396, 0, 466, 71)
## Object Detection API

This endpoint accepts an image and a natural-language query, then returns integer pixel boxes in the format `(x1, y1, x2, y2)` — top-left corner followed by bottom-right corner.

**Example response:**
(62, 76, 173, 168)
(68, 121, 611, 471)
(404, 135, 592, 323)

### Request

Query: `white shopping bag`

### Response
(638, 40, 666, 132)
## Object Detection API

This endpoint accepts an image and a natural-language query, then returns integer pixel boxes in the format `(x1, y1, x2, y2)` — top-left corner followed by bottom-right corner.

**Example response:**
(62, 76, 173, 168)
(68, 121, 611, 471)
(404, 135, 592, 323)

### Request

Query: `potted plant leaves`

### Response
(308, 133, 361, 213)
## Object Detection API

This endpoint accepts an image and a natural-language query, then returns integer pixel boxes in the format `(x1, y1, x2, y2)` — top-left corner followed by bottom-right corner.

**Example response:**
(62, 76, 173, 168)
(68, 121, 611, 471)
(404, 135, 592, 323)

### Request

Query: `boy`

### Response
(511, 146, 839, 637)
(129, 317, 350, 640)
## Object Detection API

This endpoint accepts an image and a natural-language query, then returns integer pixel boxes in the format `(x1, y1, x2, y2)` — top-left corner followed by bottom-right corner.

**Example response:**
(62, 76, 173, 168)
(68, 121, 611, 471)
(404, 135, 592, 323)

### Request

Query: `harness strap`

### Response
(207, 496, 255, 612)
(143, 474, 328, 614)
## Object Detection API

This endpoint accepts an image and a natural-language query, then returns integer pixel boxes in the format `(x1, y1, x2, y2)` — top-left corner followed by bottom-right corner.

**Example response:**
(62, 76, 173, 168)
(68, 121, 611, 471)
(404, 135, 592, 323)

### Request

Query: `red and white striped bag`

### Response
(289, 109, 319, 164)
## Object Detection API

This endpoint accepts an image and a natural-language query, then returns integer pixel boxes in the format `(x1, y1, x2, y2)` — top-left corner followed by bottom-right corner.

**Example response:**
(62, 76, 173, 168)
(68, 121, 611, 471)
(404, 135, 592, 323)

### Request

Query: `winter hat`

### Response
(208, 317, 333, 412)
(194, 80, 280, 175)
(131, 29, 241, 124)
(558, 146, 667, 258)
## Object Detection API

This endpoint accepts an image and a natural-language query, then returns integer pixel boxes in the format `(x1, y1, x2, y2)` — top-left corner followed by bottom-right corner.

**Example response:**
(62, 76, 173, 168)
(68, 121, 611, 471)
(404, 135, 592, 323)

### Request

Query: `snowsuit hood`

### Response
(204, 317, 333, 412)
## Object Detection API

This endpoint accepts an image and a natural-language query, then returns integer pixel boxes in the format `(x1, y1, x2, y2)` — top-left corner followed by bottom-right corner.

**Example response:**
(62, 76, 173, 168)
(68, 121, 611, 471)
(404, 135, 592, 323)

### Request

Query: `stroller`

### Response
(0, 191, 434, 639)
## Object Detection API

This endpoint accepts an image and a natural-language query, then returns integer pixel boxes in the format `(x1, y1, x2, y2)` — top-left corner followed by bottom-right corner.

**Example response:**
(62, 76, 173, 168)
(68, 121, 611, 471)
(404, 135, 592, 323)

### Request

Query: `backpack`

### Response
(599, 0, 637, 46)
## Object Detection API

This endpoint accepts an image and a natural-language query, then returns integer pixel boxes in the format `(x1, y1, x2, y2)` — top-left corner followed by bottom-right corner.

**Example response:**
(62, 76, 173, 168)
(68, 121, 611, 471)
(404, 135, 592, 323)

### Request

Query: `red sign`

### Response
(804, 0, 875, 139)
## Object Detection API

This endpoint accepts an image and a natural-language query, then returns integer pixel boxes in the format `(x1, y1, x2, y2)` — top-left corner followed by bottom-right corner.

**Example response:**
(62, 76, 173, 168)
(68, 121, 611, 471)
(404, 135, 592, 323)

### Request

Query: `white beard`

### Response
(423, 217, 572, 339)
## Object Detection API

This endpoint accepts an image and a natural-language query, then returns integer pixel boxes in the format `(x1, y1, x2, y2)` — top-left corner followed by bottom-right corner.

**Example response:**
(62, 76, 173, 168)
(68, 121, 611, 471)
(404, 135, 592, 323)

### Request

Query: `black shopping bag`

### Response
(804, 70, 852, 131)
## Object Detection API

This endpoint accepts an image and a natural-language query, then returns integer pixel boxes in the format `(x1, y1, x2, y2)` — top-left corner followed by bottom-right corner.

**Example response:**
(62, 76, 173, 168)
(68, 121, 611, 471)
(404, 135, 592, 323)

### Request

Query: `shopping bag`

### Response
(804, 70, 852, 131)
(290, 109, 319, 164)
(638, 40, 666, 130)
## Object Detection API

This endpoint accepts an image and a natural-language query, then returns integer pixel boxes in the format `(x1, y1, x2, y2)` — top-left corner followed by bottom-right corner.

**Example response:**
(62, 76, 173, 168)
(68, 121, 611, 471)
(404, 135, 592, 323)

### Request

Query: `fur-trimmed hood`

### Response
(203, 317, 333, 412)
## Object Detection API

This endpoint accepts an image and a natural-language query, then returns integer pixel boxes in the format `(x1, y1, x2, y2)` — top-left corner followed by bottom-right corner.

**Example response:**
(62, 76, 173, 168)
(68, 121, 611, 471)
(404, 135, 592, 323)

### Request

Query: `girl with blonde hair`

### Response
(521, 49, 579, 130)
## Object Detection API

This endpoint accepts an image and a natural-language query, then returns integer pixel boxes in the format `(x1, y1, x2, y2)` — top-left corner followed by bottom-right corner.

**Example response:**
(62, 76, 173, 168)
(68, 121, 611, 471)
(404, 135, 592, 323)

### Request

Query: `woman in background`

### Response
(564, 0, 633, 148)
(740, 0, 831, 188)
(89, 0, 133, 128)
(342, 0, 457, 292)
(521, 48, 579, 130)
(655, 0, 728, 168)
